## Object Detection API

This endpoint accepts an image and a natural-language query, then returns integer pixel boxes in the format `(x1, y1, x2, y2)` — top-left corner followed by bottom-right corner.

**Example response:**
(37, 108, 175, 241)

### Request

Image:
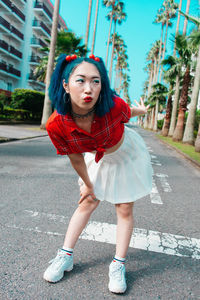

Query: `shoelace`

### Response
(48, 250, 67, 264)
(111, 264, 124, 281)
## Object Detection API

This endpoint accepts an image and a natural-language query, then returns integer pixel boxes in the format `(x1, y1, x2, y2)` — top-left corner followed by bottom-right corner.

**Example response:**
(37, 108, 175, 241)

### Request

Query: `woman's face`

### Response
(63, 61, 102, 113)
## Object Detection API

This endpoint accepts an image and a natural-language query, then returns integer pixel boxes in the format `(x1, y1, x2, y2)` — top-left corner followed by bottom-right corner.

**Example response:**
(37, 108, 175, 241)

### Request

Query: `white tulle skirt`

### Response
(79, 126, 153, 204)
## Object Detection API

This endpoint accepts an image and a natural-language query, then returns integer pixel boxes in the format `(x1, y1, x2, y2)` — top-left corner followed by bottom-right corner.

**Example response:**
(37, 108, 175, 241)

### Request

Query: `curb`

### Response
(156, 136, 200, 170)
(0, 134, 48, 144)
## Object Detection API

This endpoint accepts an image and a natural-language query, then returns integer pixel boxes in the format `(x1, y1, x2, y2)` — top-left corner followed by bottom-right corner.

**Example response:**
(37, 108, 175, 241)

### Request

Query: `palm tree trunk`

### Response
(114, 59, 119, 91)
(105, 11, 114, 67)
(85, 0, 93, 51)
(195, 123, 200, 152)
(91, 0, 99, 54)
(156, 24, 164, 82)
(40, 0, 60, 129)
(153, 99, 159, 131)
(183, 0, 191, 35)
(183, 45, 200, 144)
(173, 0, 182, 56)
(164, 1, 182, 134)
(168, 74, 180, 136)
(109, 20, 116, 82)
(173, 66, 191, 141)
(162, 94, 172, 136)
(147, 67, 153, 98)
(159, 17, 169, 82)
(150, 108, 155, 130)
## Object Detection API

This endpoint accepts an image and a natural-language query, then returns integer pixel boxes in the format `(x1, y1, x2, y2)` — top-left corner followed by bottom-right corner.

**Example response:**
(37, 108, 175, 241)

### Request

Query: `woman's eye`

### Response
(76, 79, 84, 83)
(93, 80, 100, 84)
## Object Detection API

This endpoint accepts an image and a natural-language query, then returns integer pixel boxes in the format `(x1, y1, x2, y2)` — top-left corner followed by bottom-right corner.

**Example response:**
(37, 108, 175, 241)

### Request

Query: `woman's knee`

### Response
(79, 197, 100, 214)
(116, 202, 134, 219)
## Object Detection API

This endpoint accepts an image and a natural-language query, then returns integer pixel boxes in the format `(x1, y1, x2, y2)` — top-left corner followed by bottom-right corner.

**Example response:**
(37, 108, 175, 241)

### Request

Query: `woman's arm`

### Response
(68, 153, 95, 203)
(130, 98, 150, 118)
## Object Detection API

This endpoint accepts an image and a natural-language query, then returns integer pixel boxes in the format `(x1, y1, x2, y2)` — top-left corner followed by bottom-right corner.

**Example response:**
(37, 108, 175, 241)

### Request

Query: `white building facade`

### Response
(0, 0, 67, 96)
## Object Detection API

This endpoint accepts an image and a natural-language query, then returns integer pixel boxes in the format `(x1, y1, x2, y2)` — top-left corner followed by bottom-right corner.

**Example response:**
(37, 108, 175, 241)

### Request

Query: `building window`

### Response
(7, 82, 12, 91)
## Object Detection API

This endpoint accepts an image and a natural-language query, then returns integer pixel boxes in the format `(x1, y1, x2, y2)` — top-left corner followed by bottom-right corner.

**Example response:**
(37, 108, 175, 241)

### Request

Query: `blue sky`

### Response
(53, 0, 199, 103)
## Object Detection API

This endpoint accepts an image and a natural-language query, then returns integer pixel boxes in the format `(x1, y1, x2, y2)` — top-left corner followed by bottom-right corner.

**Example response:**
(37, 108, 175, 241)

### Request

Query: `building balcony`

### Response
(0, 16, 24, 40)
(34, 1, 52, 21)
(0, 62, 21, 77)
(30, 55, 41, 63)
(1, 0, 25, 22)
(31, 37, 48, 48)
(0, 40, 23, 59)
(32, 19, 51, 36)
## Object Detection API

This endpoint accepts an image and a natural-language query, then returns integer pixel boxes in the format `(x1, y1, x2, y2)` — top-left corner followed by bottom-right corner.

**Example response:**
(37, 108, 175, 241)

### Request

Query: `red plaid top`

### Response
(46, 96, 131, 163)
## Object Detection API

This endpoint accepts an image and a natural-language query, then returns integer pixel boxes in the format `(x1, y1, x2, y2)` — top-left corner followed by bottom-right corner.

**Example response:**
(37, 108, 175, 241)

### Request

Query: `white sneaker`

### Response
(108, 261, 127, 293)
(43, 249, 73, 283)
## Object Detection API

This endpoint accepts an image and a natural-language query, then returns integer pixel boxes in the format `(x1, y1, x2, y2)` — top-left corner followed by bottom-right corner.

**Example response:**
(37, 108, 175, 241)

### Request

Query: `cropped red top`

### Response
(46, 96, 131, 163)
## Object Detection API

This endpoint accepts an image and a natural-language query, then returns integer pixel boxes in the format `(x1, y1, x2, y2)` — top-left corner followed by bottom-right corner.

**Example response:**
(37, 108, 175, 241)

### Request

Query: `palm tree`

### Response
(162, 0, 182, 136)
(91, 0, 100, 54)
(146, 43, 159, 98)
(109, 1, 126, 82)
(181, 13, 200, 145)
(195, 124, 200, 152)
(168, 0, 190, 136)
(112, 34, 128, 93)
(85, 0, 93, 51)
(103, 0, 116, 67)
(153, 11, 168, 82)
(161, 55, 179, 136)
(148, 83, 168, 131)
(41, 0, 60, 129)
(158, 0, 178, 82)
(34, 31, 87, 83)
(172, 34, 193, 141)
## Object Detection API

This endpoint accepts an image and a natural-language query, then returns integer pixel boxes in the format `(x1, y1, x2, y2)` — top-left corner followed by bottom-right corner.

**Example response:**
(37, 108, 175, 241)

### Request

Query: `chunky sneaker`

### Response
(43, 249, 73, 283)
(108, 261, 127, 293)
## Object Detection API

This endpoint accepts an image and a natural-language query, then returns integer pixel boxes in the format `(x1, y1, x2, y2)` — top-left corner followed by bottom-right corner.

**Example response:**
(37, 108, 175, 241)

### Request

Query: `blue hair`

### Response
(49, 54, 115, 117)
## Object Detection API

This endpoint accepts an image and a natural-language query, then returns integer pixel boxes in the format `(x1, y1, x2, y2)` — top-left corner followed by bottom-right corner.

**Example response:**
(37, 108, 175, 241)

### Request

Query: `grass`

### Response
(157, 134, 200, 164)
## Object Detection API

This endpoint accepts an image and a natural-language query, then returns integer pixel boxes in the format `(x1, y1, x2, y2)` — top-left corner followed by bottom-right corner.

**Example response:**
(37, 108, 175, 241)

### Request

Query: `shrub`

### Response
(10, 89, 45, 119)
(157, 119, 164, 130)
(0, 92, 11, 107)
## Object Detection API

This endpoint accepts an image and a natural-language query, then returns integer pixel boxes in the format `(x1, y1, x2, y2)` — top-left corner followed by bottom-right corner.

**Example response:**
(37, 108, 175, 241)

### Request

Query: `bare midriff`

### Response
(91, 134, 124, 155)
(105, 133, 124, 154)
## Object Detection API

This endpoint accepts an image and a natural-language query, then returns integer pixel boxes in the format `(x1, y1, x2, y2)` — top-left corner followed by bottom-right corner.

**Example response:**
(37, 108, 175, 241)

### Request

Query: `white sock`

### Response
(61, 246, 73, 256)
(113, 255, 126, 264)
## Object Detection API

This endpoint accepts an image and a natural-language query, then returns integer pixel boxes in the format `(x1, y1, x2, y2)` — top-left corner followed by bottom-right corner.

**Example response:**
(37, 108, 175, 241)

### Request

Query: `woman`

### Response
(43, 54, 153, 294)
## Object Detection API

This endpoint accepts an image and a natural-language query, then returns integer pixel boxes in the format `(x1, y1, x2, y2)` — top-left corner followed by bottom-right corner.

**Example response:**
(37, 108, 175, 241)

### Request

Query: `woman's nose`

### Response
(84, 82, 92, 93)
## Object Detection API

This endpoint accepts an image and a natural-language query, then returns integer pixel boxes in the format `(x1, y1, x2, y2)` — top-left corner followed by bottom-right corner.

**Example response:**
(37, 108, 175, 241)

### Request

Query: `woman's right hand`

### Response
(79, 183, 96, 204)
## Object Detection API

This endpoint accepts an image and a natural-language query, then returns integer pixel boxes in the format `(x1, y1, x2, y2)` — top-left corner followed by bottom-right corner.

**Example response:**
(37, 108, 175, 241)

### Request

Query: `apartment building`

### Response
(0, 0, 67, 95)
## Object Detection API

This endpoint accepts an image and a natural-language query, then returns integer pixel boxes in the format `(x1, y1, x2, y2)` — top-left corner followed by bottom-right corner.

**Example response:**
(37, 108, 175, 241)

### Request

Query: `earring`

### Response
(63, 92, 70, 103)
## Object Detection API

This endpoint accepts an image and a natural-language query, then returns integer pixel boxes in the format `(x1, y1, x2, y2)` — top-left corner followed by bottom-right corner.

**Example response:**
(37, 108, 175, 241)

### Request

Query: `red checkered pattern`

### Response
(46, 96, 131, 163)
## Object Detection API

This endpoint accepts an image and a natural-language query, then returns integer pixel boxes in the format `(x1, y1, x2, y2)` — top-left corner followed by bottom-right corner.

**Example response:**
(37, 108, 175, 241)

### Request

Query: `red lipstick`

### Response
(84, 97, 93, 103)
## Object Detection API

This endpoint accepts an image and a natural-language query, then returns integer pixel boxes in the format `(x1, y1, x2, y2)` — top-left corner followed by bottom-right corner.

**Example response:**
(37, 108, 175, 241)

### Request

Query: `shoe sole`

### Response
(43, 266, 73, 283)
(108, 283, 127, 294)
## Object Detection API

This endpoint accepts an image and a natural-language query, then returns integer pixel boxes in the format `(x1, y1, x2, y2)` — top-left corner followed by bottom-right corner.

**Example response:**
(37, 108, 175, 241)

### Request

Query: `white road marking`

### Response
(155, 173, 172, 192)
(5, 210, 200, 260)
(150, 179, 163, 204)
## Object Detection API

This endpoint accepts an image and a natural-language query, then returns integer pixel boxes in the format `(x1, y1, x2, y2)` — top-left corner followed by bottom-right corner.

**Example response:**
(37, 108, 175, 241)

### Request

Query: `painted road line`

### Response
(5, 210, 200, 260)
(155, 173, 172, 192)
(150, 179, 163, 204)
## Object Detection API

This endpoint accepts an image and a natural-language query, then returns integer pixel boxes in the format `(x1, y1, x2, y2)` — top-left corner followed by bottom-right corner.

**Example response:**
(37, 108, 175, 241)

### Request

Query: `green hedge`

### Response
(0, 89, 45, 120)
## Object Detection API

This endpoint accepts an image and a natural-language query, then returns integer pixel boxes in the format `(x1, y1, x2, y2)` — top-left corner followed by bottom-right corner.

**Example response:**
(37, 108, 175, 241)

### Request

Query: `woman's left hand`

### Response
(132, 98, 150, 115)
(79, 184, 96, 204)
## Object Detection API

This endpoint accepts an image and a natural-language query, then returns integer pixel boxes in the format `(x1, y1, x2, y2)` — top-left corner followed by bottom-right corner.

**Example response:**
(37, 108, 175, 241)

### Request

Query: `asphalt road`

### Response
(0, 126, 200, 300)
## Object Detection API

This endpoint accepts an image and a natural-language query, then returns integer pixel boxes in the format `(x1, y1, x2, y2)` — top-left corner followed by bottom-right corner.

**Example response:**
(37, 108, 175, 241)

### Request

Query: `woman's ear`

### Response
(63, 79, 69, 93)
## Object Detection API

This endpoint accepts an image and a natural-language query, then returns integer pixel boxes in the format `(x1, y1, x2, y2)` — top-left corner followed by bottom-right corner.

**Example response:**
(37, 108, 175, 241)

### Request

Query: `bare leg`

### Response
(63, 197, 100, 248)
(115, 202, 134, 258)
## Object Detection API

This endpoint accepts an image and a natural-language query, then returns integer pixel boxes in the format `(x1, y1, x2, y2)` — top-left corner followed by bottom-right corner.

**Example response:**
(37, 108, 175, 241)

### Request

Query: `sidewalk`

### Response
(0, 124, 47, 142)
